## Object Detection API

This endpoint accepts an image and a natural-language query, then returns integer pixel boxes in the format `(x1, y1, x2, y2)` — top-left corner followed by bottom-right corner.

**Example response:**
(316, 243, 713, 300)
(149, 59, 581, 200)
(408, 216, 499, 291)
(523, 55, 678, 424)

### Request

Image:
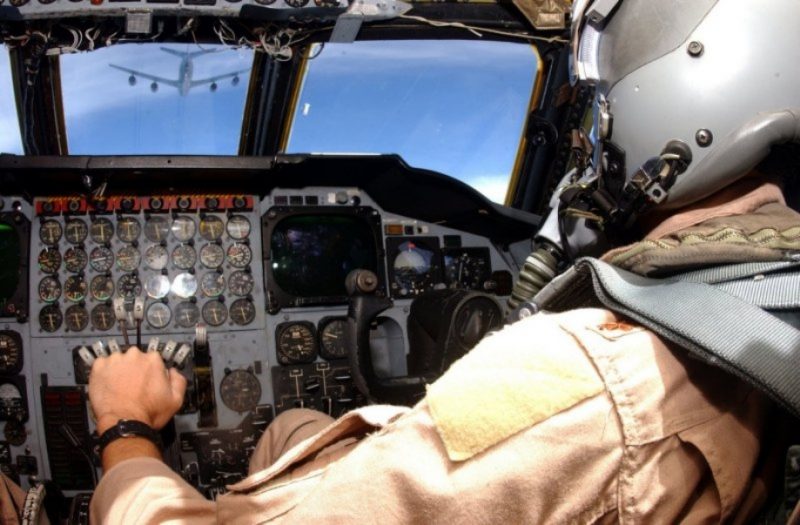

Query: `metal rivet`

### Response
(695, 129, 713, 147)
(687, 41, 704, 57)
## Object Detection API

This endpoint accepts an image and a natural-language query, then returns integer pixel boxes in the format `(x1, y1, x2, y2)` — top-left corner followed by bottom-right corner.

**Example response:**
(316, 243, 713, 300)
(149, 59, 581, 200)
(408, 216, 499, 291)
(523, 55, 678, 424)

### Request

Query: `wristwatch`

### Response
(97, 419, 161, 453)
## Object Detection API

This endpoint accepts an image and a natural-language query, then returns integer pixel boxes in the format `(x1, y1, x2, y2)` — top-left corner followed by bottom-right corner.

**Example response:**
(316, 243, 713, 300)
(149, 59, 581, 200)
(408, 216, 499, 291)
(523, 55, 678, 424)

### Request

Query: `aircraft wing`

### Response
(190, 69, 249, 88)
(109, 64, 181, 88)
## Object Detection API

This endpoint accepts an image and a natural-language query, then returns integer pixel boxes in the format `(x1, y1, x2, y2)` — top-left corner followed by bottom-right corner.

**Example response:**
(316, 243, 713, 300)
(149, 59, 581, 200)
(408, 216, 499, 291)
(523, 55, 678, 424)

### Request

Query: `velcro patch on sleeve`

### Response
(427, 317, 604, 462)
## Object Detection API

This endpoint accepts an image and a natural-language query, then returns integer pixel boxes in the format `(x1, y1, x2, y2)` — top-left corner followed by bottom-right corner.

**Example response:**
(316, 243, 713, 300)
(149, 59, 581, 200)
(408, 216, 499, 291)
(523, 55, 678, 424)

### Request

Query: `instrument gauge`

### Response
(172, 244, 197, 270)
(3, 419, 26, 446)
(0, 382, 25, 421)
(38, 276, 61, 303)
(90, 246, 114, 272)
(64, 219, 88, 244)
(144, 245, 168, 271)
(91, 304, 114, 331)
(117, 217, 141, 243)
(200, 272, 225, 298)
(146, 302, 172, 329)
(276, 322, 317, 364)
(144, 216, 171, 242)
(202, 300, 228, 326)
(389, 238, 441, 297)
(63, 247, 88, 273)
(229, 298, 255, 326)
(174, 301, 200, 328)
(171, 216, 196, 242)
(200, 215, 225, 241)
(444, 248, 492, 290)
(39, 304, 63, 332)
(199, 243, 225, 269)
(64, 304, 89, 332)
(171, 273, 198, 299)
(90, 275, 115, 301)
(220, 370, 261, 413)
(228, 270, 254, 297)
(145, 275, 171, 299)
(90, 218, 114, 244)
(38, 248, 61, 274)
(0, 332, 23, 375)
(226, 215, 251, 240)
(64, 275, 87, 302)
(39, 219, 62, 246)
(319, 317, 348, 360)
(116, 246, 141, 272)
(117, 274, 142, 299)
(226, 243, 252, 268)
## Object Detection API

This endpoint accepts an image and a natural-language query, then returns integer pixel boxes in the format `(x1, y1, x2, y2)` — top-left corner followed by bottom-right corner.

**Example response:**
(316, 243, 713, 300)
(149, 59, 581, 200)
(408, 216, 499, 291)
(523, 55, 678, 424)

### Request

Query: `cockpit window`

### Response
(60, 43, 253, 155)
(284, 40, 540, 204)
(0, 46, 23, 155)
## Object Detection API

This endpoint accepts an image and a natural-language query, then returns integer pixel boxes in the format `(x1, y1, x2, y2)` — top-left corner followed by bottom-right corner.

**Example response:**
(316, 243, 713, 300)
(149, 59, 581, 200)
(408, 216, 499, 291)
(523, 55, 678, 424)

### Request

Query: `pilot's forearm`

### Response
(101, 436, 162, 472)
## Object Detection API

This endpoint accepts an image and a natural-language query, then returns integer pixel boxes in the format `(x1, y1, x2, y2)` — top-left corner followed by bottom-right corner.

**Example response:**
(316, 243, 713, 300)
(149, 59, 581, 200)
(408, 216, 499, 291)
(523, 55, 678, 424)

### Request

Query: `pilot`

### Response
(3, 0, 800, 522)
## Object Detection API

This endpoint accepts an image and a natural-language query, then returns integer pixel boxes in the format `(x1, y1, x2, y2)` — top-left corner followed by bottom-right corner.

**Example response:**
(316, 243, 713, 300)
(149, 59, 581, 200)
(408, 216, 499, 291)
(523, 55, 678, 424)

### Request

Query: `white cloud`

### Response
(468, 175, 511, 204)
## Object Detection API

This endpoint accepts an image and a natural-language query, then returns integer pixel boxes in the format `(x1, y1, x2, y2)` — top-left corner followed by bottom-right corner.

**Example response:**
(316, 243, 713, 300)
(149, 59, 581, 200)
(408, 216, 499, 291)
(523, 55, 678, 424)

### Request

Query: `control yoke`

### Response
(344, 269, 427, 406)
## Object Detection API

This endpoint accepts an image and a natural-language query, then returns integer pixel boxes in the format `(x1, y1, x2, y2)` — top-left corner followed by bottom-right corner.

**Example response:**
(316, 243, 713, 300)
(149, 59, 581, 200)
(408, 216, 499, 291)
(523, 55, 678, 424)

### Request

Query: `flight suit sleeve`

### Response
(89, 457, 215, 525)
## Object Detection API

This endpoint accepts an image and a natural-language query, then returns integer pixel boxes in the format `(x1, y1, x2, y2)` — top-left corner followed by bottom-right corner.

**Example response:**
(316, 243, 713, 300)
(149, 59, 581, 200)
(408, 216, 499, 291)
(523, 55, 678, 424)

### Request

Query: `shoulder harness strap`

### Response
(533, 258, 800, 418)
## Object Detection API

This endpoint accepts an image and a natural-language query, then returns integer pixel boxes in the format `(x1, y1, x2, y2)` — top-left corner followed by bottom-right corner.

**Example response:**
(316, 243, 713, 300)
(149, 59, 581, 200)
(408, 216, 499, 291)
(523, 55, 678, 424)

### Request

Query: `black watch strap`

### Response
(97, 420, 161, 453)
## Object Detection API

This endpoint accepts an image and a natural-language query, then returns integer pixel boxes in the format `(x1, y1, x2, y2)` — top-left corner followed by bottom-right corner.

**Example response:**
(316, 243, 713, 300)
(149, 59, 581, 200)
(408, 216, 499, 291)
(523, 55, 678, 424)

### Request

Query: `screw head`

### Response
(695, 129, 713, 147)
(687, 41, 704, 57)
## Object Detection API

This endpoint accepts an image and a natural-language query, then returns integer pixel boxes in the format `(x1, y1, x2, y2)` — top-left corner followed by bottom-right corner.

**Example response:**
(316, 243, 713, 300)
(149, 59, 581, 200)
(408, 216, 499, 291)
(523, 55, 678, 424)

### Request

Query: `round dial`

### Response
(226, 215, 251, 240)
(171, 273, 197, 299)
(117, 217, 141, 243)
(144, 245, 169, 270)
(220, 370, 261, 413)
(276, 322, 317, 364)
(90, 246, 114, 272)
(199, 215, 225, 241)
(200, 272, 225, 298)
(39, 219, 63, 246)
(144, 216, 171, 242)
(285, 0, 310, 8)
(319, 318, 348, 360)
(0, 383, 25, 420)
(229, 298, 255, 326)
(38, 276, 61, 303)
(117, 274, 142, 299)
(392, 241, 437, 296)
(146, 302, 172, 329)
(199, 243, 225, 269)
(63, 247, 88, 273)
(171, 216, 196, 242)
(3, 419, 26, 446)
(90, 274, 115, 301)
(453, 297, 502, 349)
(64, 219, 88, 244)
(90, 218, 114, 244)
(38, 248, 61, 274)
(228, 270, 254, 297)
(201, 300, 228, 326)
(174, 301, 200, 328)
(39, 304, 63, 332)
(116, 246, 141, 272)
(64, 275, 87, 302)
(227, 243, 252, 268)
(172, 244, 197, 270)
(145, 275, 171, 299)
(64, 304, 89, 332)
(91, 304, 115, 331)
(0, 333, 22, 375)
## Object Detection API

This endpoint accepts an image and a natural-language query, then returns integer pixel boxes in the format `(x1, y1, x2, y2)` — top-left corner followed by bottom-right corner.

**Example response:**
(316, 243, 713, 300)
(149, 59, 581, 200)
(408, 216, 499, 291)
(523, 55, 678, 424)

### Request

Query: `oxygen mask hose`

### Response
(507, 241, 561, 311)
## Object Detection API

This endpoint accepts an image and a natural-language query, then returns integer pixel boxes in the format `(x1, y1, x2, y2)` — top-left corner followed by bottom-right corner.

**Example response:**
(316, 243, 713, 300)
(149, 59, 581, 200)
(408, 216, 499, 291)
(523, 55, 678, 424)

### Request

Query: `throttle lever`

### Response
(344, 269, 427, 406)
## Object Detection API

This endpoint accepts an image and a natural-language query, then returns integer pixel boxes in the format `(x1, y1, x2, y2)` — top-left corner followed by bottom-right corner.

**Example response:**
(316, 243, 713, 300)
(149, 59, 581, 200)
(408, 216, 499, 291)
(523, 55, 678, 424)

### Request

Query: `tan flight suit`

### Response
(2, 178, 798, 523)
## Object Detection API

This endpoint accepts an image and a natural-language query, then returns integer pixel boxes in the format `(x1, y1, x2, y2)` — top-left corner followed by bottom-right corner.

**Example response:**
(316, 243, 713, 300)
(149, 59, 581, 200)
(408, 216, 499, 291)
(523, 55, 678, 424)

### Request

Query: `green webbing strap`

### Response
(535, 258, 800, 418)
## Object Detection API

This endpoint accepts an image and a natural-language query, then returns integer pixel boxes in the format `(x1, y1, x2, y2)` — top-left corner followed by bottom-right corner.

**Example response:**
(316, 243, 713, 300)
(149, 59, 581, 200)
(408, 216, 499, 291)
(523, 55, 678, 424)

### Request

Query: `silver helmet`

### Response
(571, 0, 800, 210)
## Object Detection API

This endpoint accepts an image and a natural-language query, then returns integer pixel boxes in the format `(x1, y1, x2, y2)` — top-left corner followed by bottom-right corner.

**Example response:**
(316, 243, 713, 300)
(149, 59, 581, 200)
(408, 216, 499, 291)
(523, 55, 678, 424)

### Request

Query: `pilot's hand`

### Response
(89, 348, 187, 435)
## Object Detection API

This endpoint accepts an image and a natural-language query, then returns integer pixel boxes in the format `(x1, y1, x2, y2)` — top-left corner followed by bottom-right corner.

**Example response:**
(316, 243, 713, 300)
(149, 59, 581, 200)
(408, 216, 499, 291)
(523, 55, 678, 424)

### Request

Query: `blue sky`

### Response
(1, 40, 538, 203)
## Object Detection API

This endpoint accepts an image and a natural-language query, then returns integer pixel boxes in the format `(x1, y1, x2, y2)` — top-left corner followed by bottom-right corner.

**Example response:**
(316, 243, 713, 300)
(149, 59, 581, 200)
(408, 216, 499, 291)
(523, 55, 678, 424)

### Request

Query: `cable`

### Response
(397, 14, 569, 44)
